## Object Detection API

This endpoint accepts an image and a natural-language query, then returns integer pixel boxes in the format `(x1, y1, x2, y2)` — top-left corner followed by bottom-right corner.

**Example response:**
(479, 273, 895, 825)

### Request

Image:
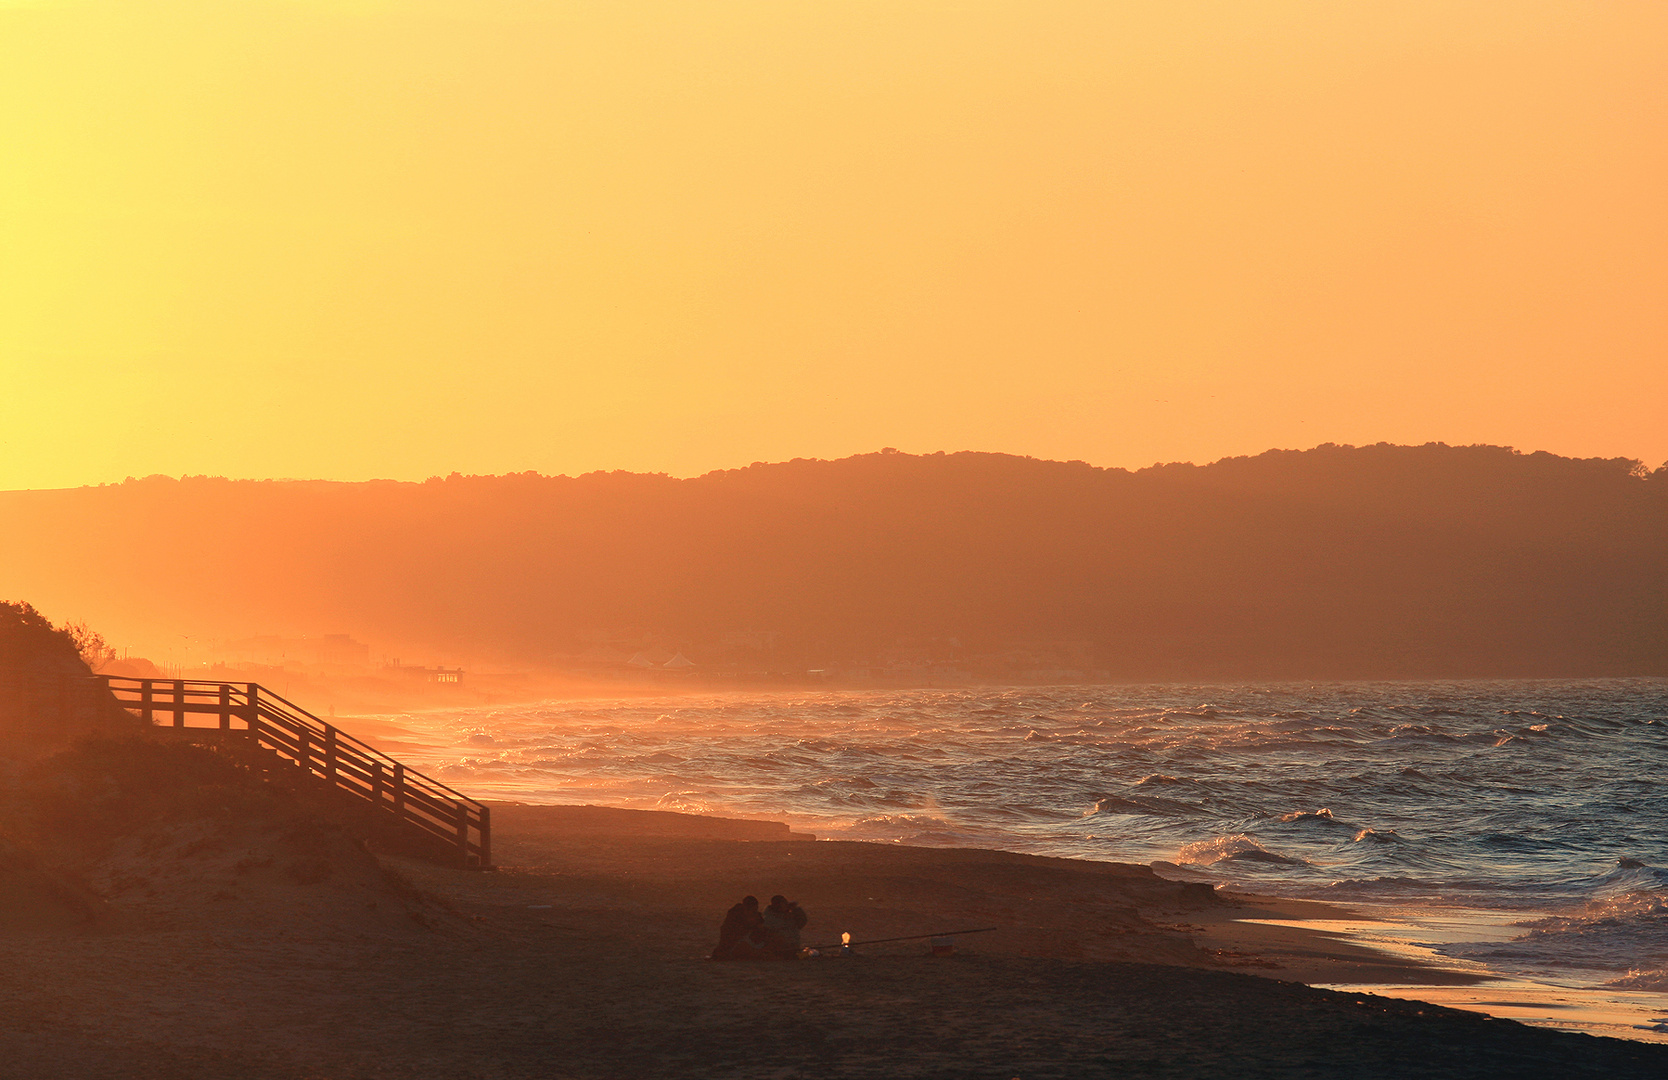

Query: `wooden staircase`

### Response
(97, 676, 490, 869)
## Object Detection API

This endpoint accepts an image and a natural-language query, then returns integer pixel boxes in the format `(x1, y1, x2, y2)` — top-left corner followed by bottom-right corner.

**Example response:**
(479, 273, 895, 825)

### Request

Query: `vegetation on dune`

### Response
(0, 601, 89, 674)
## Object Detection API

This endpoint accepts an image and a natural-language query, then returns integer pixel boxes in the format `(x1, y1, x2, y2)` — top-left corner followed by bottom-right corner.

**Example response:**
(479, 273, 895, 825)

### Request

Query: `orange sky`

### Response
(1, 0, 1664, 490)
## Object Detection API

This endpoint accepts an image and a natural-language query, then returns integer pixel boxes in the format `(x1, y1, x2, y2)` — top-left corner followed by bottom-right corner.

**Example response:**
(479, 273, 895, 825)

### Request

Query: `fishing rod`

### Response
(808, 926, 998, 951)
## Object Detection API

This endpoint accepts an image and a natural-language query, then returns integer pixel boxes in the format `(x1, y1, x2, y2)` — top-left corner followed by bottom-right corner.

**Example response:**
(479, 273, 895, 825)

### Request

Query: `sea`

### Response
(370, 679, 1668, 1039)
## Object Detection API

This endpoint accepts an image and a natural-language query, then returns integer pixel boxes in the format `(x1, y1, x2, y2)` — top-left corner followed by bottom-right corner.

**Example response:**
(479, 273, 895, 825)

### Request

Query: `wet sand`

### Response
(3, 800, 1665, 1078)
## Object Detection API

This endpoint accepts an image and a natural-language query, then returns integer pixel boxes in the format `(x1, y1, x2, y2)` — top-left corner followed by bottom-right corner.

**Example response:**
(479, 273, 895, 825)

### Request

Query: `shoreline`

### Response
(471, 801, 1666, 1043)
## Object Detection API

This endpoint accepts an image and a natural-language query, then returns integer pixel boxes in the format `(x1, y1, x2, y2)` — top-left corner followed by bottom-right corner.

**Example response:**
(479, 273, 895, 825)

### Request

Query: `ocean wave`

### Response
(832, 813, 999, 847)
(1576, 860, 1668, 897)
(1519, 889, 1668, 938)
(1085, 794, 1199, 818)
(1477, 832, 1555, 852)
(1606, 968, 1668, 991)
(653, 791, 718, 813)
(812, 775, 877, 788)
(1135, 774, 1191, 786)
(1436, 889, 1668, 975)
(1266, 807, 1365, 837)
(1384, 724, 1468, 742)
(1318, 876, 1438, 894)
(1176, 834, 1303, 867)
(1221, 848, 1305, 865)
(1278, 807, 1336, 823)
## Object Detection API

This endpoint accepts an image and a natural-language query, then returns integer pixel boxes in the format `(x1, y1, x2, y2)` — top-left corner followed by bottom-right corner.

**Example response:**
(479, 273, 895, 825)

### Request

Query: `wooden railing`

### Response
(97, 676, 490, 868)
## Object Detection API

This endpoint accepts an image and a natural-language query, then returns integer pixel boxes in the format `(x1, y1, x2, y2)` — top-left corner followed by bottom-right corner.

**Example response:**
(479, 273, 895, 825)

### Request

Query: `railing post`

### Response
(244, 684, 260, 742)
(140, 680, 154, 725)
(173, 679, 185, 728)
(296, 727, 310, 773)
(370, 761, 384, 805)
(324, 726, 337, 785)
(454, 803, 469, 864)
(477, 805, 491, 868)
(393, 764, 405, 819)
(219, 684, 231, 731)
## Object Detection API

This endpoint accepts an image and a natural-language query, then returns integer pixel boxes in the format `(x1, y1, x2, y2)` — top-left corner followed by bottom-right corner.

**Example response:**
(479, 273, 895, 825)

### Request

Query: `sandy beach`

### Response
(3, 779, 1665, 1080)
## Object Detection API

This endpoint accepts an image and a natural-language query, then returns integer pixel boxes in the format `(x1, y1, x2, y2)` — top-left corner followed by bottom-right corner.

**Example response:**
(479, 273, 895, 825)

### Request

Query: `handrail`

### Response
(94, 675, 490, 868)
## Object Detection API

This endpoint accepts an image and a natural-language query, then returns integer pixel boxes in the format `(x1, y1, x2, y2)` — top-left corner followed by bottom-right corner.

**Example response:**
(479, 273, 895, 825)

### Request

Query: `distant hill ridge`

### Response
(1, 443, 1663, 679)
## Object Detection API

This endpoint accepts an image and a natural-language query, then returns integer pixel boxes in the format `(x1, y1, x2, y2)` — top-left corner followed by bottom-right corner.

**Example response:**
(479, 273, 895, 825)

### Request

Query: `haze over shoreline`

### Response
(3, 442, 1663, 683)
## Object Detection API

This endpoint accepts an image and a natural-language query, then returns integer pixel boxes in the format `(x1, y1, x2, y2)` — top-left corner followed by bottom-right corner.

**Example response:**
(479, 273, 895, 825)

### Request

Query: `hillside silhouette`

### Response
(1, 443, 1663, 681)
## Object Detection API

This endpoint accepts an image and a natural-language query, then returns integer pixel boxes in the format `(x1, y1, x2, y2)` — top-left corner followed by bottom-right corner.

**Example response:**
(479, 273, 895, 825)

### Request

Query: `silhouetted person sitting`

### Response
(760, 894, 808, 959)
(711, 895, 764, 960)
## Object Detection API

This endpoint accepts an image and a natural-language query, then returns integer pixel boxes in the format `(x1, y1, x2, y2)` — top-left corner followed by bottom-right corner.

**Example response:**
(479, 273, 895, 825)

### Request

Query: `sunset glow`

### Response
(3, 6, 1668, 1071)
(2, 0, 1664, 489)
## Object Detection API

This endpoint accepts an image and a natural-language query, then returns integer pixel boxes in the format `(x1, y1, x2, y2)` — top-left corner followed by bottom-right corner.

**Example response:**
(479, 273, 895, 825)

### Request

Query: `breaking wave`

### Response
(1434, 887, 1668, 978)
(1176, 834, 1305, 867)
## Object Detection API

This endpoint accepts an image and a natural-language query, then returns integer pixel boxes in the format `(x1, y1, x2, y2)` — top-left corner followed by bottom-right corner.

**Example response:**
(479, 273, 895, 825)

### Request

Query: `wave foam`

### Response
(1176, 834, 1301, 866)
(1606, 968, 1668, 991)
(1435, 888, 1668, 975)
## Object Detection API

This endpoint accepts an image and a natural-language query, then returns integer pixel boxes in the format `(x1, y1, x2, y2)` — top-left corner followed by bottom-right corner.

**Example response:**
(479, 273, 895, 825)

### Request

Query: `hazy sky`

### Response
(2, 0, 1663, 490)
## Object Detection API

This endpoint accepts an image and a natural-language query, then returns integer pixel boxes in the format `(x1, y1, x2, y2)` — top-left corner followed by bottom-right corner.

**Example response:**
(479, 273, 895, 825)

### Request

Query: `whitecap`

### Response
(1175, 833, 1300, 866)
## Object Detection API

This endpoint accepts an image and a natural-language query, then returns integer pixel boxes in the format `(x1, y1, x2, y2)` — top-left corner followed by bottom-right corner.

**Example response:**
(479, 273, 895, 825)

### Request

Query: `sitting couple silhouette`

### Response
(710, 894, 808, 960)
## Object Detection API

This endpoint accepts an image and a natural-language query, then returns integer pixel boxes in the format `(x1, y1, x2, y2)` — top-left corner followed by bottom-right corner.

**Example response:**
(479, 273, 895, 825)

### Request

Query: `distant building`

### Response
(388, 659, 464, 685)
